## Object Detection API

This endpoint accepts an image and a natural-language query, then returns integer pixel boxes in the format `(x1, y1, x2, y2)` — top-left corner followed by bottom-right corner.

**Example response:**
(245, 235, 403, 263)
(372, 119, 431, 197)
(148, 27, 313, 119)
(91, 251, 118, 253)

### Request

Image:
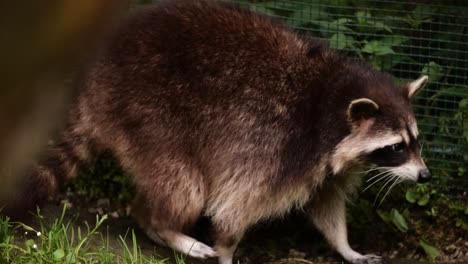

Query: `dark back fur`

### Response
(84, 0, 411, 185)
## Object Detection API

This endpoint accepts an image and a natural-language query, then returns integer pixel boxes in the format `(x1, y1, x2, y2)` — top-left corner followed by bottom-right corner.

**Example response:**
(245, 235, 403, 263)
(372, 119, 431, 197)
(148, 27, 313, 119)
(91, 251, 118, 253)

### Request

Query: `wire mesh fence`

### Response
(139, 0, 468, 194)
(232, 0, 468, 194)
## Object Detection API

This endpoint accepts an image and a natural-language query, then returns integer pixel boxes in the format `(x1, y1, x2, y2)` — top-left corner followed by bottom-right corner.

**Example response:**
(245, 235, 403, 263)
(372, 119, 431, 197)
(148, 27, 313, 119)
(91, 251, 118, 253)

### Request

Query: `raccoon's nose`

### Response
(417, 169, 432, 183)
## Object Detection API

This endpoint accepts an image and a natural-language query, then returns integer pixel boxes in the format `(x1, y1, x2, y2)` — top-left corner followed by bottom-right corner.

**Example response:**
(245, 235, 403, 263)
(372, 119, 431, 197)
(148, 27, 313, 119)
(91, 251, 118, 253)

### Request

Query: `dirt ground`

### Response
(32, 199, 467, 264)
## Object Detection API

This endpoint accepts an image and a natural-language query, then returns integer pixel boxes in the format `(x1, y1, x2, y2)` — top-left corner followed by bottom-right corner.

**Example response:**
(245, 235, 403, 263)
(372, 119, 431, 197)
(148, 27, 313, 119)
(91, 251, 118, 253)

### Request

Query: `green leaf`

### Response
(371, 54, 413, 71)
(459, 97, 468, 111)
(429, 207, 438, 217)
(25, 239, 35, 247)
(412, 6, 434, 21)
(390, 209, 408, 232)
(329, 33, 356, 50)
(381, 35, 409, 46)
(329, 20, 353, 31)
(314, 20, 353, 35)
(462, 107, 468, 141)
(458, 98, 468, 141)
(411, 6, 433, 28)
(19, 223, 36, 232)
(405, 190, 418, 203)
(419, 240, 441, 263)
(362, 40, 395, 56)
(250, 2, 294, 17)
(53, 248, 65, 261)
(372, 21, 392, 33)
(335, 18, 354, 25)
(417, 193, 430, 206)
(250, 6, 280, 17)
(287, 6, 331, 27)
(65, 252, 77, 263)
(376, 209, 391, 224)
(432, 87, 468, 99)
(421, 61, 444, 82)
(326, 0, 348, 5)
(253, 1, 296, 10)
(356, 11, 371, 26)
(355, 11, 391, 33)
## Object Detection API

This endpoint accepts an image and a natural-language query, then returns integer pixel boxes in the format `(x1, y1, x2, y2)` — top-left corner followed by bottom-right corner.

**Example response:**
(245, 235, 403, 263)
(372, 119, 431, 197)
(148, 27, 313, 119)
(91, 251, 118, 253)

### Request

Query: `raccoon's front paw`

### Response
(350, 254, 384, 264)
(187, 241, 218, 259)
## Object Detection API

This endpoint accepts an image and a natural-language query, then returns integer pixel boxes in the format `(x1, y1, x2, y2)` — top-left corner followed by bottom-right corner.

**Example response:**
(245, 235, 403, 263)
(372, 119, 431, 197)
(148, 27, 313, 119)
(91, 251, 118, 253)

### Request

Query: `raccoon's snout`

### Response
(417, 169, 431, 183)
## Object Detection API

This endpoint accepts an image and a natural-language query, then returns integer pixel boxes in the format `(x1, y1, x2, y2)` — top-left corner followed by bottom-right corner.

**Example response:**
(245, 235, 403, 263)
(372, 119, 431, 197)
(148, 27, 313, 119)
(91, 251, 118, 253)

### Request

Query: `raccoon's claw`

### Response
(350, 254, 384, 264)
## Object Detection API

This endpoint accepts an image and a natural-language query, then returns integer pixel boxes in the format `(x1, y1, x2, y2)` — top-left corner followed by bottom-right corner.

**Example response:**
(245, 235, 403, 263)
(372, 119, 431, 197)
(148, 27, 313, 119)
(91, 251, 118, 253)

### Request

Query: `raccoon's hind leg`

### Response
(213, 226, 245, 264)
(209, 195, 256, 264)
(130, 158, 217, 259)
(132, 193, 218, 259)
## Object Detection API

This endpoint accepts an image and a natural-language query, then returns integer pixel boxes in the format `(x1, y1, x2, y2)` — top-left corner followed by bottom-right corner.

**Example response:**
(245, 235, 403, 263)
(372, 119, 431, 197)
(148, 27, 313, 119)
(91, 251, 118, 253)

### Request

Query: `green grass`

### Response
(0, 206, 184, 264)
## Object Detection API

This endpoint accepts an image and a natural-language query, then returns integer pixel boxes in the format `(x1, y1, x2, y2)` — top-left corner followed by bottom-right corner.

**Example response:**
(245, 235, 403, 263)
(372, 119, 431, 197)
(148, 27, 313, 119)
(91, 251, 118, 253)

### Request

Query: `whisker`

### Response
(378, 174, 403, 207)
(352, 167, 382, 175)
(364, 167, 384, 173)
(366, 169, 391, 182)
(374, 174, 398, 205)
(362, 171, 392, 193)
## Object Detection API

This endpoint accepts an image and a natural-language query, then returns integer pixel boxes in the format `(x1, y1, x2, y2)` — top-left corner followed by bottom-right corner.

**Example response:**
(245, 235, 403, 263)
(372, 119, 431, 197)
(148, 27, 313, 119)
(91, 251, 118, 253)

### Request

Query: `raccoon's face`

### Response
(331, 76, 431, 183)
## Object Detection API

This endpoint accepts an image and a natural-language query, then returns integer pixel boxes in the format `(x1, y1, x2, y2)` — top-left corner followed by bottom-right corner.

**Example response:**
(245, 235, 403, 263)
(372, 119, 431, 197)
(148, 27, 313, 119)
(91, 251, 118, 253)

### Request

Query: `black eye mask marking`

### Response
(366, 141, 409, 167)
(391, 142, 405, 152)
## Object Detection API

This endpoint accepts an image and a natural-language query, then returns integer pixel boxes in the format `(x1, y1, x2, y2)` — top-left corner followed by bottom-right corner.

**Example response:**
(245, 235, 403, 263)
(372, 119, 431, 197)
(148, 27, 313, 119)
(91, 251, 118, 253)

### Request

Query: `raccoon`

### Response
(6, 0, 431, 263)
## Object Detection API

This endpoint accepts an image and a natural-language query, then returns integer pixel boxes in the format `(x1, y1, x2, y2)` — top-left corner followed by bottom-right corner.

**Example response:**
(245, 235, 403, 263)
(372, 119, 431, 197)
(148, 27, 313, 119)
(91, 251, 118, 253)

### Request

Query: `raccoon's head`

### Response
(331, 75, 431, 183)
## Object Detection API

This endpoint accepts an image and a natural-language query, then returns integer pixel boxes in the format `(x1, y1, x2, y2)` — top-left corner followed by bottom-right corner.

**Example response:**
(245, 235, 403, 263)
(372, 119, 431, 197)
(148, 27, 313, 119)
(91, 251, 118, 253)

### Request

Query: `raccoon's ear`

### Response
(347, 98, 379, 123)
(407, 75, 428, 98)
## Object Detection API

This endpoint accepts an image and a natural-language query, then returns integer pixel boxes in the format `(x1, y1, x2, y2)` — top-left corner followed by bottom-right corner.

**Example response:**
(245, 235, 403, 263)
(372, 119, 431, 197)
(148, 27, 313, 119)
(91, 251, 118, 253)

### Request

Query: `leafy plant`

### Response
(377, 208, 409, 233)
(446, 199, 468, 232)
(419, 240, 441, 264)
(405, 184, 436, 207)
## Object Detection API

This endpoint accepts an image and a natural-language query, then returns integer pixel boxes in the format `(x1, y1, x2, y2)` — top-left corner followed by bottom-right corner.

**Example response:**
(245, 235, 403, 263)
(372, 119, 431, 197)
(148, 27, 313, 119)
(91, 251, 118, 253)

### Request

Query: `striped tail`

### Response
(2, 127, 92, 220)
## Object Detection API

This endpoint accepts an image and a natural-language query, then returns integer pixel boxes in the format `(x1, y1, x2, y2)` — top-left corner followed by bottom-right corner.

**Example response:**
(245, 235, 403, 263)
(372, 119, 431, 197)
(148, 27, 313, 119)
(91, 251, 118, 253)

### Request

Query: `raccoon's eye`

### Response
(391, 142, 405, 152)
